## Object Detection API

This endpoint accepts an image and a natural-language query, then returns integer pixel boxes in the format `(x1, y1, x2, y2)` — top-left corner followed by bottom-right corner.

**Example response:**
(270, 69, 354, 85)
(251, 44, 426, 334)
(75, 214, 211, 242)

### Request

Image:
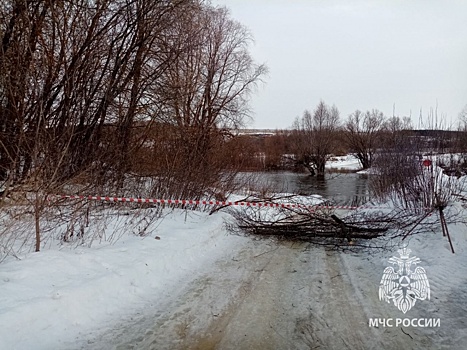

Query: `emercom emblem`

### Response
(379, 248, 430, 314)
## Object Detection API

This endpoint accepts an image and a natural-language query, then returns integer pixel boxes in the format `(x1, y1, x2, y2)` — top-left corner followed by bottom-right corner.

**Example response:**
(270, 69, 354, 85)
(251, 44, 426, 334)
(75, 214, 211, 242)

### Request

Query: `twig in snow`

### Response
(400, 327, 413, 340)
(253, 246, 279, 258)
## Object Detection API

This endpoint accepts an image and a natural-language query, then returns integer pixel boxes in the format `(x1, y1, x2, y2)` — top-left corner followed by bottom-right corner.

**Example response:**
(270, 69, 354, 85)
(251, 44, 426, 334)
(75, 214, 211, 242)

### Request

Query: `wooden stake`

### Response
(439, 207, 455, 254)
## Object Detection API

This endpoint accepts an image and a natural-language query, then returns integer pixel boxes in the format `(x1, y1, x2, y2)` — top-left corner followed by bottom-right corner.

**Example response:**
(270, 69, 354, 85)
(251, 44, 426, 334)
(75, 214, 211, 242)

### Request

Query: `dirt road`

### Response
(83, 238, 462, 350)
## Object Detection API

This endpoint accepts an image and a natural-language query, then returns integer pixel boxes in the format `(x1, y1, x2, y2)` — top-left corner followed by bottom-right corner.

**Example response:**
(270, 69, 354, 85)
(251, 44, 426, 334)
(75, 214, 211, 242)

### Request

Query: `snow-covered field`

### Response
(1, 186, 467, 348)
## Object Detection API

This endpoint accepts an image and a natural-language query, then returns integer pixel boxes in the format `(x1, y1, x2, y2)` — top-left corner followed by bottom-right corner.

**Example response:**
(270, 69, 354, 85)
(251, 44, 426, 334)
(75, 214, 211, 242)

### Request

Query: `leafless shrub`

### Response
(371, 136, 464, 210)
(0, 197, 165, 262)
(370, 127, 466, 252)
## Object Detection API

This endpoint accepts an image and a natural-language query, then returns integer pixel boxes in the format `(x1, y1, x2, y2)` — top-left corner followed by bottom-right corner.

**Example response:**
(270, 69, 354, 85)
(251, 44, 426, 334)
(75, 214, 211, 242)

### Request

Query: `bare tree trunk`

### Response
(34, 194, 41, 252)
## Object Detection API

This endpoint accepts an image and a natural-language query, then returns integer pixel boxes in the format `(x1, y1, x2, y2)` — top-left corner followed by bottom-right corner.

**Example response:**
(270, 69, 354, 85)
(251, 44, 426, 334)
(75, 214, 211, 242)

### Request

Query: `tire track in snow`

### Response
(80, 236, 467, 350)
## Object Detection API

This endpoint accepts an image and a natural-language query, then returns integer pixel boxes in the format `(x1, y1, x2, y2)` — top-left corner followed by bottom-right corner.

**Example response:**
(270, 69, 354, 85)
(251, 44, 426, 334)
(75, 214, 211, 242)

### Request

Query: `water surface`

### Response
(242, 172, 370, 206)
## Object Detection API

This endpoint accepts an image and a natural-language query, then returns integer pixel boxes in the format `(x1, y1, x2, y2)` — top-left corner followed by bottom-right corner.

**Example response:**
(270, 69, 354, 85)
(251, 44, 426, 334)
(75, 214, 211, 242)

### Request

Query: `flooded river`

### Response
(242, 172, 370, 206)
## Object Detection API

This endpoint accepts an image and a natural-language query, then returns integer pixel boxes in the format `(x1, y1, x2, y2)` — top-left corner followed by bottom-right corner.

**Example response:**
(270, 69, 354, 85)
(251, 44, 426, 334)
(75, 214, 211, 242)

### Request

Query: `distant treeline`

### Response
(224, 105, 467, 175)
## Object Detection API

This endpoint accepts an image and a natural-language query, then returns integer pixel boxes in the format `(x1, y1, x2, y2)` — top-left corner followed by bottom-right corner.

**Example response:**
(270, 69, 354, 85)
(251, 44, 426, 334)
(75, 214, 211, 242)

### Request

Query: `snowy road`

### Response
(81, 234, 465, 350)
(1, 206, 466, 350)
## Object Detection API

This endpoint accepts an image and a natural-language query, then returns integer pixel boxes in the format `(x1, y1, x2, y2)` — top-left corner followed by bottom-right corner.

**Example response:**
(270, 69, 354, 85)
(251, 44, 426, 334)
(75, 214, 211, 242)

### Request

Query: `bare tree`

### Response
(0, 0, 188, 192)
(0, 0, 267, 256)
(150, 4, 267, 199)
(291, 101, 340, 177)
(343, 109, 385, 169)
(380, 116, 413, 152)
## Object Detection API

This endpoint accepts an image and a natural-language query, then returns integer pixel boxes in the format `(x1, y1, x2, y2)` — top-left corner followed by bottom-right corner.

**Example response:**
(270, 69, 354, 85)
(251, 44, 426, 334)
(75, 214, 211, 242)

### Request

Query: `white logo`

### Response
(379, 248, 430, 314)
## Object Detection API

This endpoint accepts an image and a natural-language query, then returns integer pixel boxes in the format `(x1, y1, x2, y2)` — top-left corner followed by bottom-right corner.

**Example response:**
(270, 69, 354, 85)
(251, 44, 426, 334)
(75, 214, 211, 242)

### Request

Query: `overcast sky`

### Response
(211, 0, 467, 129)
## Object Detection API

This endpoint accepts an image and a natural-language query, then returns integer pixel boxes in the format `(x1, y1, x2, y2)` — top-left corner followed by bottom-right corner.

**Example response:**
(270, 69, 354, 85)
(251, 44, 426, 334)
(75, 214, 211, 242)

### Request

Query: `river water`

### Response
(243, 172, 370, 206)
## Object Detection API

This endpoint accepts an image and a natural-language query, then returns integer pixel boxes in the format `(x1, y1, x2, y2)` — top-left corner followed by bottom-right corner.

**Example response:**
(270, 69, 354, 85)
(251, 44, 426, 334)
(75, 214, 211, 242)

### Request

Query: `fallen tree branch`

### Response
(226, 203, 437, 250)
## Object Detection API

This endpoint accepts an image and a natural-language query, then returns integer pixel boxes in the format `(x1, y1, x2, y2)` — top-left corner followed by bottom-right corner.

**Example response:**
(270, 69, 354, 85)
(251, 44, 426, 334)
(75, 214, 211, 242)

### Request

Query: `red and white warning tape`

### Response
(52, 194, 388, 210)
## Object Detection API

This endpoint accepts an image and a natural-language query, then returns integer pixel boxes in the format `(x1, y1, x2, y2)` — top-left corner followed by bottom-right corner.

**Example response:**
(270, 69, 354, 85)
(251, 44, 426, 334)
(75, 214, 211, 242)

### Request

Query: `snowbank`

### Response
(0, 209, 247, 350)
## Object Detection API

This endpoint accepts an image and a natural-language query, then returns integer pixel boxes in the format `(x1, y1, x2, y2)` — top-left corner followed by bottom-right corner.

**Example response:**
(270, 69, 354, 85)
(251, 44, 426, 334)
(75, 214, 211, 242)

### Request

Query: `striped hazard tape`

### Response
(53, 194, 389, 210)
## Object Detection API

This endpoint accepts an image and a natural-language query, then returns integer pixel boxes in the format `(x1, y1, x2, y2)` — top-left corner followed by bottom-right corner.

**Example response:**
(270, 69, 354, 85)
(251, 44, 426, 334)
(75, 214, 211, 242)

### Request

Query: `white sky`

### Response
(212, 0, 467, 129)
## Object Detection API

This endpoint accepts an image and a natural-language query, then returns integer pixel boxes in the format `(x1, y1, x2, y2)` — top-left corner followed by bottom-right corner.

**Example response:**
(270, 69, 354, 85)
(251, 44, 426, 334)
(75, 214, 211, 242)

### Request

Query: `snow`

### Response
(0, 209, 249, 350)
(340, 214, 467, 346)
(1, 187, 467, 348)
(326, 154, 362, 171)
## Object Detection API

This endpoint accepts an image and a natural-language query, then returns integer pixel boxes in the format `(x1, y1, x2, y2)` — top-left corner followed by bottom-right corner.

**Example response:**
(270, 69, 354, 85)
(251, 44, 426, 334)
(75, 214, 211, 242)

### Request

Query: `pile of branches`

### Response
(227, 203, 440, 250)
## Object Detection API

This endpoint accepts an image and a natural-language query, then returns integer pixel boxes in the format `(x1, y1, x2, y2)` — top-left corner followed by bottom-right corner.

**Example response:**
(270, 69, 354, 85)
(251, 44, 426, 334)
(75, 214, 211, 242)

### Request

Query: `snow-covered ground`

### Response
(0, 209, 249, 349)
(326, 154, 362, 171)
(1, 193, 467, 348)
